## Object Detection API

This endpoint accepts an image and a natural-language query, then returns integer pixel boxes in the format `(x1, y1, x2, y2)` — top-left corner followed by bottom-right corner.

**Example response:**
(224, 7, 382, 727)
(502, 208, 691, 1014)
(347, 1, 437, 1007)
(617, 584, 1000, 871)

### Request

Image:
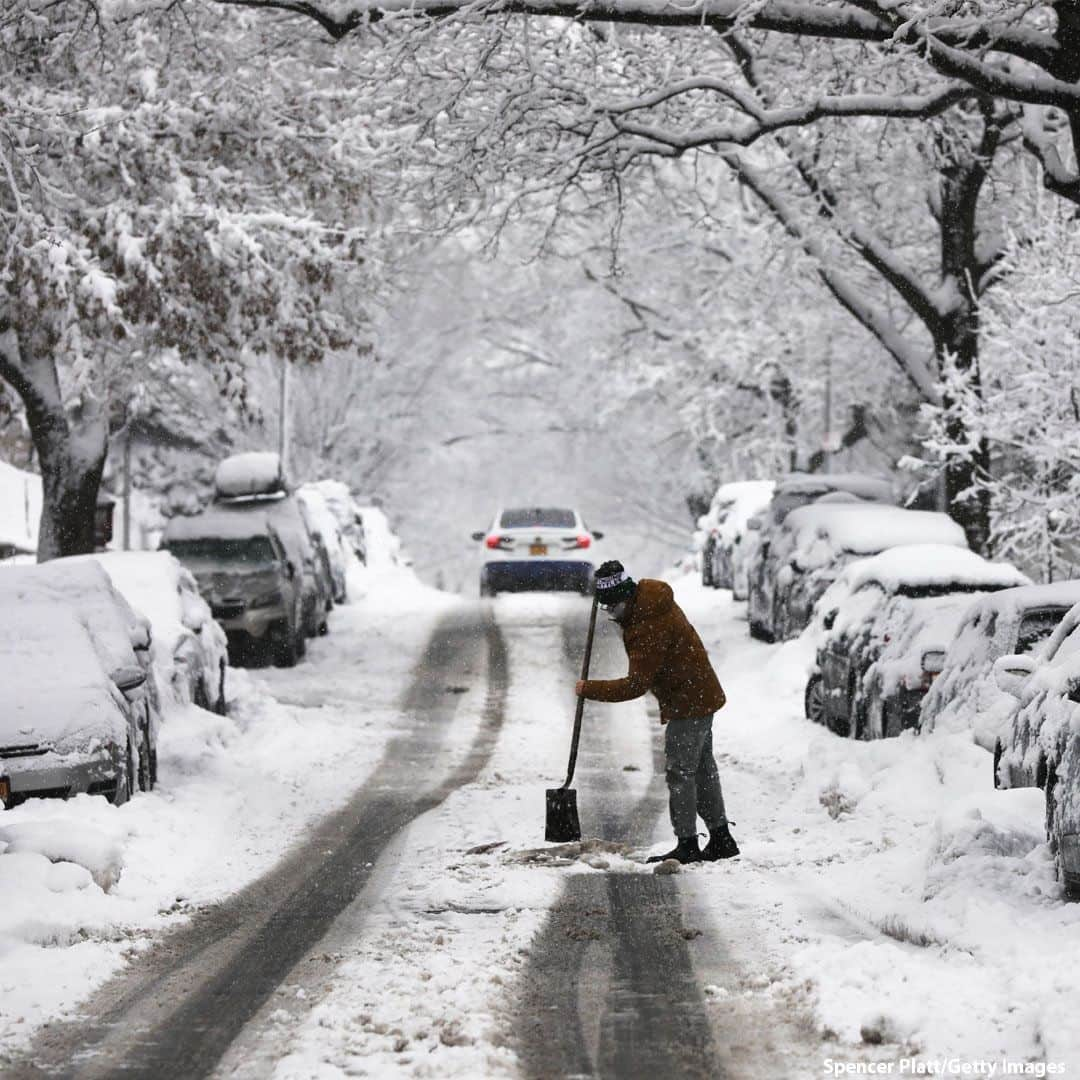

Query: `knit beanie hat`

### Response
(594, 560, 636, 606)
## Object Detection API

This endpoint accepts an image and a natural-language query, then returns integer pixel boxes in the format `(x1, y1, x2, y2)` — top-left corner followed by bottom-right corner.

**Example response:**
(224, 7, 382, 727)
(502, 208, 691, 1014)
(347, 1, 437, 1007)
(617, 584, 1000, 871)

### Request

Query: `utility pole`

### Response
(823, 338, 833, 474)
(122, 425, 132, 550)
(279, 355, 290, 473)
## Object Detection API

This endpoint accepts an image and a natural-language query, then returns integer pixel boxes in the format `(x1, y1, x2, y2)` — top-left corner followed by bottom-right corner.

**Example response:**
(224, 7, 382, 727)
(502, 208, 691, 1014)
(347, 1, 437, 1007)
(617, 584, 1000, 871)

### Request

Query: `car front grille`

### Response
(0, 743, 47, 759)
(212, 601, 246, 620)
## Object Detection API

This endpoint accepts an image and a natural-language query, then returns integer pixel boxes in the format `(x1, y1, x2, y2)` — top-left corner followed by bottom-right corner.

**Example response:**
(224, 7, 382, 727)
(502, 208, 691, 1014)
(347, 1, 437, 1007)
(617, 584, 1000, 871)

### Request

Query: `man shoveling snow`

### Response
(575, 560, 739, 865)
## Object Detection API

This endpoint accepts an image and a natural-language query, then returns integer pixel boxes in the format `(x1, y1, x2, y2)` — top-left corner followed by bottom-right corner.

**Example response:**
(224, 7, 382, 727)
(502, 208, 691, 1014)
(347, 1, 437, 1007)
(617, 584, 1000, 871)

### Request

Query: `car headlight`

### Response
(251, 590, 284, 609)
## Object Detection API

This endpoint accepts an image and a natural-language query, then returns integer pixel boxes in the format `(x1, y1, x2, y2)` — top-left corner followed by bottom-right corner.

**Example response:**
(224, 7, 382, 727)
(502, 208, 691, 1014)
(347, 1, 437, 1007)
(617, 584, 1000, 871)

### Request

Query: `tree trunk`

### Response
(0, 323, 108, 562)
(936, 142, 994, 555)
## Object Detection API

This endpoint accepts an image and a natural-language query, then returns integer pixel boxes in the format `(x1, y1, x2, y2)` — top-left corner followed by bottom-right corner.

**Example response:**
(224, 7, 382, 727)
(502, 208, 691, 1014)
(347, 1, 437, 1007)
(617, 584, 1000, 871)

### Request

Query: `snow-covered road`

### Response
(5, 574, 1080, 1078)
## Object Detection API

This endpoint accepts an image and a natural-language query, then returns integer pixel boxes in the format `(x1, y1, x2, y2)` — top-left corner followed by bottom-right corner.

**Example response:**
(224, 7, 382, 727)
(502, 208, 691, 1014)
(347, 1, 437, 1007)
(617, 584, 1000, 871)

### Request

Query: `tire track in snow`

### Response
(512, 611, 723, 1079)
(13, 608, 508, 1080)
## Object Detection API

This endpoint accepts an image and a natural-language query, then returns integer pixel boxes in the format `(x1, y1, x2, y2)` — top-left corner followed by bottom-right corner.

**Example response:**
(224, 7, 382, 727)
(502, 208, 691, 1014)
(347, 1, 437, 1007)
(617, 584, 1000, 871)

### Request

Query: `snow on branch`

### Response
(602, 81, 974, 155)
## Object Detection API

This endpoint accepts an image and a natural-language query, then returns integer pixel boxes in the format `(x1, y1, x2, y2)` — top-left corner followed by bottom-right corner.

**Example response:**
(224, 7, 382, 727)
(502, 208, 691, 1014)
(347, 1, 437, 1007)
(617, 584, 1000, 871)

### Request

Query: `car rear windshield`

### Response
(166, 536, 277, 564)
(1016, 607, 1069, 654)
(499, 508, 576, 529)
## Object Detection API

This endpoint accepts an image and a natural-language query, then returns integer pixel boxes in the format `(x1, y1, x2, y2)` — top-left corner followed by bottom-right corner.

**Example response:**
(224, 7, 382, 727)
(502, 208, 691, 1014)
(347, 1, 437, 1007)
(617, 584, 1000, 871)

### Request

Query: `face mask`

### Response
(602, 600, 628, 622)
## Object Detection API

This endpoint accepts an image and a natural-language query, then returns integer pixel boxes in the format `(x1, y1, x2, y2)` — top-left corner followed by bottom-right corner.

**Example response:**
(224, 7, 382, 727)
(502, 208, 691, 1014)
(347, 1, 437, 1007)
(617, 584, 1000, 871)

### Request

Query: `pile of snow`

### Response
(162, 506, 275, 544)
(0, 460, 41, 556)
(844, 544, 1030, 595)
(213, 452, 286, 500)
(784, 505, 967, 571)
(0, 603, 130, 756)
(0, 560, 151, 679)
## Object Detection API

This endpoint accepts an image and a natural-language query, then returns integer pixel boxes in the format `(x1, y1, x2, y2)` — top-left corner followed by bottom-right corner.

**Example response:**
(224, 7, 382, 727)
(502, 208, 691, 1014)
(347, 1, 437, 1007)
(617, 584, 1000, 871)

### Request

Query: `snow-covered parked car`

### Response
(162, 511, 307, 668)
(709, 481, 774, 594)
(308, 479, 367, 565)
(694, 480, 773, 589)
(0, 605, 145, 808)
(212, 452, 329, 638)
(920, 583, 1080, 762)
(74, 551, 230, 714)
(768, 503, 968, 641)
(992, 603, 1080, 898)
(805, 545, 1029, 739)
(0, 561, 163, 804)
(298, 486, 349, 604)
(747, 472, 895, 641)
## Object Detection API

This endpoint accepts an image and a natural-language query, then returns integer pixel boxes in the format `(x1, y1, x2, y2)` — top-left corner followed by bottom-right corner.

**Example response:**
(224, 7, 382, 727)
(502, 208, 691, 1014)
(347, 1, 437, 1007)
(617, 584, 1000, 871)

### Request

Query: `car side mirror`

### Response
(471, 531, 486, 542)
(993, 654, 1035, 697)
(591, 530, 604, 540)
(823, 609, 838, 631)
(112, 666, 147, 695)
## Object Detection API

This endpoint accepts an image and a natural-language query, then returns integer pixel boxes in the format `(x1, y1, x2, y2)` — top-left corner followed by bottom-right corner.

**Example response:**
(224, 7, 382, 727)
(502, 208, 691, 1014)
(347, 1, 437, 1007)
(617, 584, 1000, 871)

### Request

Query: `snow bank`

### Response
(671, 574, 1080, 1069)
(0, 460, 40, 555)
(0, 818, 126, 892)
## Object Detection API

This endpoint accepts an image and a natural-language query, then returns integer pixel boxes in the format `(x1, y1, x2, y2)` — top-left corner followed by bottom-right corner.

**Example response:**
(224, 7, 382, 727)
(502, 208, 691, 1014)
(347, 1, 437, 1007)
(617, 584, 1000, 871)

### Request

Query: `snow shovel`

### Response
(545, 592, 599, 843)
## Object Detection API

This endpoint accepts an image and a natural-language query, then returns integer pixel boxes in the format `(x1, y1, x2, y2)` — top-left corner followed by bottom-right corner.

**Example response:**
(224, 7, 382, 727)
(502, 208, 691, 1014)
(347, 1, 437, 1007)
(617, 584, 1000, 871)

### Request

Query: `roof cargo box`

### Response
(214, 452, 287, 500)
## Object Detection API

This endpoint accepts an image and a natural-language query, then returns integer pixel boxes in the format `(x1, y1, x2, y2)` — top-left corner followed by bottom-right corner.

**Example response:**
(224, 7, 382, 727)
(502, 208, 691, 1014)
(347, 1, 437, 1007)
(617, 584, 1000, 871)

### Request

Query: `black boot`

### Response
(646, 836, 702, 865)
(701, 822, 739, 861)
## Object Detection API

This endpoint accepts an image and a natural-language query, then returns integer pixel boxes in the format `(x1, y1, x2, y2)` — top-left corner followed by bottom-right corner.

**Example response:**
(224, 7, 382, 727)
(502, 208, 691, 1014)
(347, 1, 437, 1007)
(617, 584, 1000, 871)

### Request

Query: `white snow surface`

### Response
(783, 505, 967, 569)
(213, 452, 286, 499)
(843, 544, 1031, 594)
(0, 553, 452, 1057)
(921, 582, 1080, 747)
(3, 555, 1079, 1073)
(68, 551, 229, 709)
(0, 460, 41, 554)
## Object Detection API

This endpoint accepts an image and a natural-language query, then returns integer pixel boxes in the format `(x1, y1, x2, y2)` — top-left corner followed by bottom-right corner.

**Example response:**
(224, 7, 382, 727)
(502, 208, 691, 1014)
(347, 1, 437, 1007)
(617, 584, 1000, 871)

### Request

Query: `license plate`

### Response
(530, 544, 548, 556)
(0, 777, 9, 806)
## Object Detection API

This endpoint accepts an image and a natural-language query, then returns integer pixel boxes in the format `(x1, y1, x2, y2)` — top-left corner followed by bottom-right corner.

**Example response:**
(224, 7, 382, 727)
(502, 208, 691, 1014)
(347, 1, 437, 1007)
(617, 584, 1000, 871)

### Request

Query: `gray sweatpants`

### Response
(664, 714, 727, 839)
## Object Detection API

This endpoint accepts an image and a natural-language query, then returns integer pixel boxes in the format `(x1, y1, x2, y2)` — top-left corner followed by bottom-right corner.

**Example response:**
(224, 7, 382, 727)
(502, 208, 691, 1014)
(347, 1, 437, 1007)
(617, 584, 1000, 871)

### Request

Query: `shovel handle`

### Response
(563, 591, 599, 789)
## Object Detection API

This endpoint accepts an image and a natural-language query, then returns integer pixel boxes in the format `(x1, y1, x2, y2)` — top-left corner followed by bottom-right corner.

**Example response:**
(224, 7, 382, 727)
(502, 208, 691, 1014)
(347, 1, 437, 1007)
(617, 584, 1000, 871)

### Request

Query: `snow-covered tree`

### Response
(1, 3, 377, 558)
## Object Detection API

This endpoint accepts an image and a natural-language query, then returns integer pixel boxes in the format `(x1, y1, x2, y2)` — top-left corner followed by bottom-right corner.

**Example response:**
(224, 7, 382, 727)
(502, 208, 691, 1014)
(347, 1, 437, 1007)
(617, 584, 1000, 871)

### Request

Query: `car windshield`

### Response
(1016, 608, 1069, 654)
(894, 582, 1010, 599)
(166, 536, 277, 566)
(499, 508, 576, 529)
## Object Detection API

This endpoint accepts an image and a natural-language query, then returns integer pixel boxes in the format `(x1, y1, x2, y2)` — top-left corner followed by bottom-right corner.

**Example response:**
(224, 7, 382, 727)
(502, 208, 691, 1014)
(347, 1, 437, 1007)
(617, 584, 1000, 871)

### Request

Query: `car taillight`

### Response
(576, 535, 591, 549)
(485, 535, 507, 549)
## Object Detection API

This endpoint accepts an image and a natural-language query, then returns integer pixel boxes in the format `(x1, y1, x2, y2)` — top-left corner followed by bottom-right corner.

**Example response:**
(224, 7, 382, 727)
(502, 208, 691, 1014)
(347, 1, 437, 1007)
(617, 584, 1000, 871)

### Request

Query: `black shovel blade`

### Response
(545, 787, 581, 843)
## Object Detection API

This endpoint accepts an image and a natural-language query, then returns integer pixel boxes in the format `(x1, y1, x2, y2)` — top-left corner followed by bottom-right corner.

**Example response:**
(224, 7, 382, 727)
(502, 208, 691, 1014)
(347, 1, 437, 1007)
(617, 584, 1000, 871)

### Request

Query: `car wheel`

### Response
(771, 595, 786, 642)
(993, 741, 1004, 790)
(111, 739, 135, 805)
(804, 675, 826, 726)
(272, 624, 303, 668)
(748, 618, 770, 642)
(318, 617, 329, 636)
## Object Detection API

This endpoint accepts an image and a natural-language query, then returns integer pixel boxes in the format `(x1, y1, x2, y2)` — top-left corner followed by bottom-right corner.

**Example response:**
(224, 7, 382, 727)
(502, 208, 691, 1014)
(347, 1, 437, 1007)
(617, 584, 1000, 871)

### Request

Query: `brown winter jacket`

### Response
(580, 579, 726, 724)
